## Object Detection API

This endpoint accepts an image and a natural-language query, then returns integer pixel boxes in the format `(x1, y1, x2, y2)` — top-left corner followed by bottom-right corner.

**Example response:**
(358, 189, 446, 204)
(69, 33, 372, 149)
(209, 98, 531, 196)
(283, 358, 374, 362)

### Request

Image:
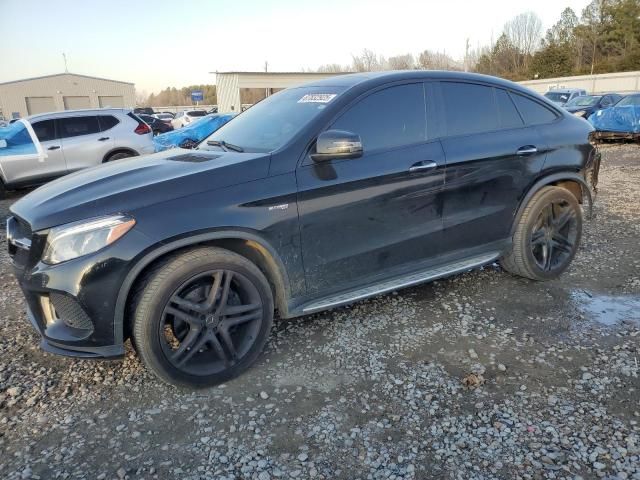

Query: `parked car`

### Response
(0, 109, 154, 197)
(138, 114, 174, 136)
(8, 71, 600, 388)
(564, 93, 623, 118)
(207, 106, 218, 114)
(153, 113, 234, 151)
(544, 88, 587, 106)
(153, 113, 175, 123)
(134, 107, 155, 116)
(171, 110, 207, 128)
(588, 93, 640, 140)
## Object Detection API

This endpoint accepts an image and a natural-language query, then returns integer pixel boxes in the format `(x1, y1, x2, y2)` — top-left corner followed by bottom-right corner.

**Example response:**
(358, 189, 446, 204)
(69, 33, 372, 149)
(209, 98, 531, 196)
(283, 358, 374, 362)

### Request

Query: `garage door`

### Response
(63, 96, 91, 110)
(25, 96, 56, 115)
(98, 96, 125, 108)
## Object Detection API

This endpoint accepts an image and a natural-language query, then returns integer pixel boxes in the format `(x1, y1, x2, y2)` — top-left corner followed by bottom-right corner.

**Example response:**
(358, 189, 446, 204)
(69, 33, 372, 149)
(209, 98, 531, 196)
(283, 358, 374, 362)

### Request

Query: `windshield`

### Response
(616, 95, 640, 107)
(565, 95, 600, 107)
(544, 91, 571, 103)
(0, 120, 38, 156)
(202, 86, 346, 153)
(188, 110, 207, 117)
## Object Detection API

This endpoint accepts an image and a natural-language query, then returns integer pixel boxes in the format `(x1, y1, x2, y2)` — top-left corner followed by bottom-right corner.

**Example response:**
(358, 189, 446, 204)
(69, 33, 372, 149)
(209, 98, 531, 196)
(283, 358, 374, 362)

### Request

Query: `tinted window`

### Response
(441, 82, 498, 136)
(512, 93, 557, 125)
(188, 110, 206, 117)
(31, 119, 57, 142)
(58, 116, 100, 138)
(331, 83, 426, 151)
(98, 115, 119, 131)
(495, 89, 523, 128)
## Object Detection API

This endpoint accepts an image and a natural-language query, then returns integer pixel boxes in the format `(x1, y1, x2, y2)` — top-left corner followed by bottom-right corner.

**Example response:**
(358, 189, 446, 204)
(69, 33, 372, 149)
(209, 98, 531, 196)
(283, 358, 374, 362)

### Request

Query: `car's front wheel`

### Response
(132, 247, 274, 388)
(501, 186, 582, 281)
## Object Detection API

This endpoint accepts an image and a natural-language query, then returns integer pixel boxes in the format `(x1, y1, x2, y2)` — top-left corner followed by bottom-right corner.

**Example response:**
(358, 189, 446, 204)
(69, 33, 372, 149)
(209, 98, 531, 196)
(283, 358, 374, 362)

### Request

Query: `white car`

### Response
(171, 110, 207, 129)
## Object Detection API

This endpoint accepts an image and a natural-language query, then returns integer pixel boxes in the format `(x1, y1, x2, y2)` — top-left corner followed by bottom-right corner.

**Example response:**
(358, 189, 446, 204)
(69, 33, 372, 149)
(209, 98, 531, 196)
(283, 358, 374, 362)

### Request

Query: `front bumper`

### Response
(9, 217, 153, 359)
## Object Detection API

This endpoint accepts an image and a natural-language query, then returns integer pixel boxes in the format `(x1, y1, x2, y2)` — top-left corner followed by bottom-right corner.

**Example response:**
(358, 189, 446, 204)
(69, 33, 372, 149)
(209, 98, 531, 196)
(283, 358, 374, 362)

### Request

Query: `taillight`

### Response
(134, 123, 151, 135)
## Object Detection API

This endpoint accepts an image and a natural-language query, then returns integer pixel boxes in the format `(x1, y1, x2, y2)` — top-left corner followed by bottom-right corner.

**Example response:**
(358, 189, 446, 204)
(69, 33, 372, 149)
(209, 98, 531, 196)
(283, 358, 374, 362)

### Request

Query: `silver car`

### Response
(0, 109, 154, 197)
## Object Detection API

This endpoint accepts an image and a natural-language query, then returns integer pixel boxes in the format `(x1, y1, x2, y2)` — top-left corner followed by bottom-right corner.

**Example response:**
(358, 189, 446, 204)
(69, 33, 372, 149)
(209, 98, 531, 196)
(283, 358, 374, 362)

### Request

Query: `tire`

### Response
(104, 151, 136, 162)
(500, 186, 582, 281)
(132, 247, 274, 388)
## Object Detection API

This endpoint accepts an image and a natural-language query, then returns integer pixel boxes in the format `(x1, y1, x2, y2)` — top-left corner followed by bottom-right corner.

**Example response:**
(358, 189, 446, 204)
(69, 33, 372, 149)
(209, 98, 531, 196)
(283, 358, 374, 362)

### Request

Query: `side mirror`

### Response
(0, 140, 7, 148)
(311, 129, 363, 162)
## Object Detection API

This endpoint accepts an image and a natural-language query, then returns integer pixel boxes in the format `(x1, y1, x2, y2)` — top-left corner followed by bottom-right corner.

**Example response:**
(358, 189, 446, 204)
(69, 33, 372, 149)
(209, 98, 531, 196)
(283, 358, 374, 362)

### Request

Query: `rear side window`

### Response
(31, 119, 57, 142)
(98, 115, 119, 131)
(331, 83, 426, 151)
(441, 82, 498, 136)
(58, 116, 100, 138)
(511, 93, 557, 125)
(495, 89, 523, 128)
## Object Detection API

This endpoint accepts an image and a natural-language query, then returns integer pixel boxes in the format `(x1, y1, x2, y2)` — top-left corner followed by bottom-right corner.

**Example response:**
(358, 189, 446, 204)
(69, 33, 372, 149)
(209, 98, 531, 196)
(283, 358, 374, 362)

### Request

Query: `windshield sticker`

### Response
(298, 93, 337, 104)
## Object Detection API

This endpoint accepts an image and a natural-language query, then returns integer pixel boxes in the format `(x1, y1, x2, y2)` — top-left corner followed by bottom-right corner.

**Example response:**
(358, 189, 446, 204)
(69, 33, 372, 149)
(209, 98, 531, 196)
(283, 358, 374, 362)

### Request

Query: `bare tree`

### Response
(135, 90, 149, 106)
(317, 63, 350, 73)
(387, 54, 415, 70)
(503, 12, 543, 72)
(417, 50, 461, 70)
(351, 49, 384, 72)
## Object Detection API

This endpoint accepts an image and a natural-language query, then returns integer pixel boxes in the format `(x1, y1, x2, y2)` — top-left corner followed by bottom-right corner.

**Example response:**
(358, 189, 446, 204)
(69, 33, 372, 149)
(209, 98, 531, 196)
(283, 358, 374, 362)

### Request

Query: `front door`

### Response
(30, 119, 67, 181)
(297, 82, 446, 295)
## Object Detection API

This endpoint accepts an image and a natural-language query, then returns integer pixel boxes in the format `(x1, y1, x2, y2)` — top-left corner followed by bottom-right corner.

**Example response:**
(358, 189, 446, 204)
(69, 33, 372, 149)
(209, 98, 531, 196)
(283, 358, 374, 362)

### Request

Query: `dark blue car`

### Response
(564, 93, 622, 119)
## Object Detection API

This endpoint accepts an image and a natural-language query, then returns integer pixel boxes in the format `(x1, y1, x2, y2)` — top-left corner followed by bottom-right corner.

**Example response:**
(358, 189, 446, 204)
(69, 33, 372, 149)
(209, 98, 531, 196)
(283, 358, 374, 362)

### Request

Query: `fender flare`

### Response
(112, 230, 291, 344)
(511, 172, 593, 236)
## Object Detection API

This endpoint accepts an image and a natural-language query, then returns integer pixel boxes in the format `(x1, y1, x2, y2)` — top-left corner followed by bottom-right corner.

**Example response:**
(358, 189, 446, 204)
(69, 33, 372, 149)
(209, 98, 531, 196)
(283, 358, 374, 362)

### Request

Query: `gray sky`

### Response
(0, 0, 591, 93)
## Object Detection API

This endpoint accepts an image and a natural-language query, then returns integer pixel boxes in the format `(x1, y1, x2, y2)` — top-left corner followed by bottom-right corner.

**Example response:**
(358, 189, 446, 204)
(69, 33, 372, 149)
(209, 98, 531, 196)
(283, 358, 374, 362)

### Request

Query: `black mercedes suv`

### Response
(8, 71, 600, 388)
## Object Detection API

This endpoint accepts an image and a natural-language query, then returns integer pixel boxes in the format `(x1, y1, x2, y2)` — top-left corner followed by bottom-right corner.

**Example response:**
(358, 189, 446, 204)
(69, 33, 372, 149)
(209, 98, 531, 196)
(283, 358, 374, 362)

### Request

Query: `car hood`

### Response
(11, 149, 271, 231)
(565, 106, 594, 113)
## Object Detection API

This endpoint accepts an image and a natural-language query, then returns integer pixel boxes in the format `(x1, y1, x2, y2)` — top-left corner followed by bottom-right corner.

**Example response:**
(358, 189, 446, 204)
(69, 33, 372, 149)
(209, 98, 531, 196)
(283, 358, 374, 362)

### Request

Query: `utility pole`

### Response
(62, 52, 68, 73)
(464, 38, 470, 72)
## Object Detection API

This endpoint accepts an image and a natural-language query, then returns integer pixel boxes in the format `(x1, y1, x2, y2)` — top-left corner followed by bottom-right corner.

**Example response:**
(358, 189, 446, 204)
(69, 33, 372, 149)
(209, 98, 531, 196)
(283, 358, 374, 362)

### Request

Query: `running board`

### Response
(301, 252, 500, 314)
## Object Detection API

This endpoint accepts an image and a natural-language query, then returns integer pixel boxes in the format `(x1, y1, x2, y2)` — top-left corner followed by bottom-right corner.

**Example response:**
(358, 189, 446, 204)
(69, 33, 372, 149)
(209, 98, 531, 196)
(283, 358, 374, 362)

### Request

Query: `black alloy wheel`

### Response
(530, 200, 579, 272)
(160, 269, 264, 376)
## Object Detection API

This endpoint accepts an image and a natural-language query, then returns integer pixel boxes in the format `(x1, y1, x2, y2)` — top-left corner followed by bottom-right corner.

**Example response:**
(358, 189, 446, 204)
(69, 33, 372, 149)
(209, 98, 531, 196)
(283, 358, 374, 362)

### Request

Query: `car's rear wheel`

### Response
(500, 186, 582, 281)
(105, 151, 136, 162)
(132, 247, 274, 388)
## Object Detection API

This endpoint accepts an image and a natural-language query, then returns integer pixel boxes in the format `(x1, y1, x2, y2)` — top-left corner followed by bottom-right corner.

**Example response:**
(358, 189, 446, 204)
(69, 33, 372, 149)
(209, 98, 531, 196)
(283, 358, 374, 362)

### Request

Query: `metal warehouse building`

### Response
(0, 73, 136, 120)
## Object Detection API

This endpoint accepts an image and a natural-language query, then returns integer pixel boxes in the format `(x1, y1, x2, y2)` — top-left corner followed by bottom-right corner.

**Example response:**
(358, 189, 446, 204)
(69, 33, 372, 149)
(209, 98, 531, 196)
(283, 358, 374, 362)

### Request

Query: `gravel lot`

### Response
(1, 145, 639, 480)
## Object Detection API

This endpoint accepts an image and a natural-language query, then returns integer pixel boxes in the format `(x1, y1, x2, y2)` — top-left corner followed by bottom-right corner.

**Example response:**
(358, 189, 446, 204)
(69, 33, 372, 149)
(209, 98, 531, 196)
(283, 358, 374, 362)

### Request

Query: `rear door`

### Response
(59, 115, 114, 171)
(296, 82, 446, 294)
(437, 82, 549, 255)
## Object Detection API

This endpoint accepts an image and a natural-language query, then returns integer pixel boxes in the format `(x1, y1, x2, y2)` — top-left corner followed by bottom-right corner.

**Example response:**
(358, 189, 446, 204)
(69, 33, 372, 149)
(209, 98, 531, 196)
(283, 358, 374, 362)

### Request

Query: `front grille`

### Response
(50, 293, 93, 331)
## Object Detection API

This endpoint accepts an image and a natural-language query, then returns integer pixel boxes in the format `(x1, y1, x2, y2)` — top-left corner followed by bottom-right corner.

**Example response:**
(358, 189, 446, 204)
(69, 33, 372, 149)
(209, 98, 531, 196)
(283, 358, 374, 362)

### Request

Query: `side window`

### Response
(495, 89, 524, 129)
(511, 93, 557, 125)
(441, 82, 499, 136)
(31, 119, 57, 142)
(58, 116, 100, 139)
(331, 83, 426, 152)
(98, 115, 119, 131)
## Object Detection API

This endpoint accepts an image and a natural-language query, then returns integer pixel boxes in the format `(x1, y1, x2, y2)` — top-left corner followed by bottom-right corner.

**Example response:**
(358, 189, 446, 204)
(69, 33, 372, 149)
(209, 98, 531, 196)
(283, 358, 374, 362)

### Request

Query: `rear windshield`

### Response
(616, 95, 640, 107)
(565, 95, 600, 107)
(544, 91, 571, 103)
(202, 86, 346, 153)
(188, 110, 207, 117)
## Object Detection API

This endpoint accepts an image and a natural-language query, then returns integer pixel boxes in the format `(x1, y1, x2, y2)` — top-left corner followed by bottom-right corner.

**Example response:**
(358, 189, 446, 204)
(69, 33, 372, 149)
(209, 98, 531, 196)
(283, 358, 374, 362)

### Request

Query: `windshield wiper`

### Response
(206, 140, 244, 152)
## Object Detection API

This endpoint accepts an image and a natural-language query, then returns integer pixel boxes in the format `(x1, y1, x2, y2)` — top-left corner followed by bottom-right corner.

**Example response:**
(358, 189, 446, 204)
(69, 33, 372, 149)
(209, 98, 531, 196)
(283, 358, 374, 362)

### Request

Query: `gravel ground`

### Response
(0, 145, 639, 480)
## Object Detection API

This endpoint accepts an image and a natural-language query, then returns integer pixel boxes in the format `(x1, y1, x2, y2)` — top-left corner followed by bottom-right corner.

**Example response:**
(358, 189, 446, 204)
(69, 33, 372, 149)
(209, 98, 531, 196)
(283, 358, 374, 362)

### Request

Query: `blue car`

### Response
(564, 93, 622, 119)
(153, 113, 234, 152)
(589, 94, 640, 139)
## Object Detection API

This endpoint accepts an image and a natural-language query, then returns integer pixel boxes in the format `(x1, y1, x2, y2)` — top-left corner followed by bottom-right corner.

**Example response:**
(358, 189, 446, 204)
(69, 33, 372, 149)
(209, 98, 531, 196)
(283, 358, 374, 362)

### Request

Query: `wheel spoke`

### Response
(171, 326, 204, 365)
(165, 306, 204, 326)
(209, 333, 231, 367)
(214, 271, 234, 315)
(203, 272, 223, 309)
(553, 209, 573, 230)
(552, 232, 573, 253)
(544, 240, 554, 270)
(223, 309, 262, 328)
(224, 303, 261, 316)
(218, 327, 238, 361)
(170, 295, 207, 314)
(531, 228, 546, 246)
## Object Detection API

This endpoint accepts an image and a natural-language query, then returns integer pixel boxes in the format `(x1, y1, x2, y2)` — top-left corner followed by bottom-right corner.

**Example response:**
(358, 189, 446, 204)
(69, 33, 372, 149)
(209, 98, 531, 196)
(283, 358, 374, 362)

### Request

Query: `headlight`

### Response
(573, 110, 586, 117)
(42, 215, 136, 265)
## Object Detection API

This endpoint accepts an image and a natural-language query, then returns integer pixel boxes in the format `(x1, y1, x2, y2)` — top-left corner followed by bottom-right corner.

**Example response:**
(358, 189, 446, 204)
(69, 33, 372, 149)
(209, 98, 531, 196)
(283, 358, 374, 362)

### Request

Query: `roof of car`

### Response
(27, 108, 130, 121)
(301, 70, 538, 95)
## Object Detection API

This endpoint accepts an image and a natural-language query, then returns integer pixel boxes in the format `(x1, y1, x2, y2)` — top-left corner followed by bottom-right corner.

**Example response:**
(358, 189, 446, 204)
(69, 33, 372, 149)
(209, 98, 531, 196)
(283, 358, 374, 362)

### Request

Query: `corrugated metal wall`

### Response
(0, 73, 136, 120)
(520, 71, 640, 95)
(216, 74, 240, 114)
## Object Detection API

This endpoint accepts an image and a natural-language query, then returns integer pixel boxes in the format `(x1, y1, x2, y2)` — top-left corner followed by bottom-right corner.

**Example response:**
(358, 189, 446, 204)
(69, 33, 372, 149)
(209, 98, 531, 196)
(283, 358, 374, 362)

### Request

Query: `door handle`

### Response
(409, 161, 437, 173)
(47, 146, 60, 150)
(98, 137, 110, 141)
(516, 145, 538, 156)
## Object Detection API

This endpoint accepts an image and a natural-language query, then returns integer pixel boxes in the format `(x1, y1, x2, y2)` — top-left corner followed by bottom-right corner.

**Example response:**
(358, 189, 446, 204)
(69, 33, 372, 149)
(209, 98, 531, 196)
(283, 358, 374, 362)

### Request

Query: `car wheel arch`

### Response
(115, 230, 292, 344)
(511, 172, 593, 237)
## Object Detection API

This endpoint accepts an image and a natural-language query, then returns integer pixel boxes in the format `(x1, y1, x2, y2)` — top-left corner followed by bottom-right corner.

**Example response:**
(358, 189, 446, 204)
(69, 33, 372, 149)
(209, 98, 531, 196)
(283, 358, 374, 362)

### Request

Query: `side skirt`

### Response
(295, 251, 500, 315)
